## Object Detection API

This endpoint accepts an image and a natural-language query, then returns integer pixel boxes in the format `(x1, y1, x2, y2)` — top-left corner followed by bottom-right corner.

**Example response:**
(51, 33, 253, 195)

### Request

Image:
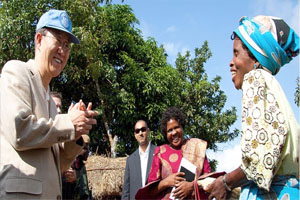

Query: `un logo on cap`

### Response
(60, 12, 71, 30)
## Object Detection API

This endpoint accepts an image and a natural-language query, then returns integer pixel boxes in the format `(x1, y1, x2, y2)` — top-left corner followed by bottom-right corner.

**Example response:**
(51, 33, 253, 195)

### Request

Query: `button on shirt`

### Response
(139, 142, 151, 187)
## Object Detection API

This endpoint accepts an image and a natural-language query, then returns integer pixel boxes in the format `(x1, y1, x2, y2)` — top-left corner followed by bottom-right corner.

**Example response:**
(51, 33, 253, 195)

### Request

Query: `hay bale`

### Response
(86, 155, 127, 199)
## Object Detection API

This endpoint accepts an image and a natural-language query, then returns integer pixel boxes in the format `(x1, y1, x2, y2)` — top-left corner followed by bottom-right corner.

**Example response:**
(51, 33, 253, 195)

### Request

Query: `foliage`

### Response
(295, 77, 300, 107)
(208, 159, 217, 172)
(0, 0, 238, 159)
(175, 43, 239, 151)
(53, 3, 181, 156)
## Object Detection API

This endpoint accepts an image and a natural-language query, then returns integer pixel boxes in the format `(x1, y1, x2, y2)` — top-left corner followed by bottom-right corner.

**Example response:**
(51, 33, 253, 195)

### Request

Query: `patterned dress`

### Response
(240, 69, 299, 199)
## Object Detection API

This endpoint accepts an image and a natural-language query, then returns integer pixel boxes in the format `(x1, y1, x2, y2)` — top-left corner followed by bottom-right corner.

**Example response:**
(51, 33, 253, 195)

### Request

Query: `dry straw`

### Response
(86, 154, 127, 199)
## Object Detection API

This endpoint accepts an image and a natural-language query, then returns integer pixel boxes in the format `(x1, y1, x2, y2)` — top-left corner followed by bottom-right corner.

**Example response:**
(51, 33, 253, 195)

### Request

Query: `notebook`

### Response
(169, 157, 196, 200)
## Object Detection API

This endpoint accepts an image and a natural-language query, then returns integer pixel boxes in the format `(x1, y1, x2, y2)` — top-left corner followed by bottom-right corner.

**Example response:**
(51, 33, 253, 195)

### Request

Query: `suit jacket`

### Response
(121, 143, 156, 200)
(0, 59, 83, 199)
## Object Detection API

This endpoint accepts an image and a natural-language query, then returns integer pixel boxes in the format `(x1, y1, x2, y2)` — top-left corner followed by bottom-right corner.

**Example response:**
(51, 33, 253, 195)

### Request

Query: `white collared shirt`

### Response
(139, 142, 151, 187)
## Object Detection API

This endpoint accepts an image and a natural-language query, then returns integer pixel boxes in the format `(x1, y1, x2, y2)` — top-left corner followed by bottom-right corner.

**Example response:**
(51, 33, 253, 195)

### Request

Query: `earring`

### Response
(254, 64, 257, 69)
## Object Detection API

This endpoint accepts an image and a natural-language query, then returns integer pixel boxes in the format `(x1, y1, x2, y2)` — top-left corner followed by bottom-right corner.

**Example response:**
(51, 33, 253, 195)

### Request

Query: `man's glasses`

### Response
(135, 127, 147, 134)
(43, 35, 71, 52)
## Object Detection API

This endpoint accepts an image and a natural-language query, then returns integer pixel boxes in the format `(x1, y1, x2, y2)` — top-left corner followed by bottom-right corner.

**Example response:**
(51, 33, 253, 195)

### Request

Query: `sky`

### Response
(118, 0, 299, 172)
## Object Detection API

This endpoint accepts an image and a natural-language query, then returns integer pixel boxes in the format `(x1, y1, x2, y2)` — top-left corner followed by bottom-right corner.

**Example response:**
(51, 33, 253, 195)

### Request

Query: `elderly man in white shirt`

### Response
(122, 120, 156, 200)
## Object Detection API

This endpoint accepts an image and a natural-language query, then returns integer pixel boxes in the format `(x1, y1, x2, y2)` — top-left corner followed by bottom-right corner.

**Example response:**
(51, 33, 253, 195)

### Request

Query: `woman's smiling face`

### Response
(229, 38, 256, 90)
(166, 118, 184, 149)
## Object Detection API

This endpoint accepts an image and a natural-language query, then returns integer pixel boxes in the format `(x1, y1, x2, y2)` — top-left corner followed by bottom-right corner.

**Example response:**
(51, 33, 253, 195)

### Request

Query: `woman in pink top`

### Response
(136, 107, 211, 199)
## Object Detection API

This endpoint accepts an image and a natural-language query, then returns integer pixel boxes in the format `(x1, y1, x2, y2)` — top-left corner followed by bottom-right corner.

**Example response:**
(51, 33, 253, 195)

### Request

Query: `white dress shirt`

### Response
(139, 142, 151, 187)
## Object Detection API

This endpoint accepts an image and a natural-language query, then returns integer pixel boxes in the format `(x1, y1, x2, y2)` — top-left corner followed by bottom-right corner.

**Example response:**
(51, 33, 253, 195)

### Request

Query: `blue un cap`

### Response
(36, 9, 80, 44)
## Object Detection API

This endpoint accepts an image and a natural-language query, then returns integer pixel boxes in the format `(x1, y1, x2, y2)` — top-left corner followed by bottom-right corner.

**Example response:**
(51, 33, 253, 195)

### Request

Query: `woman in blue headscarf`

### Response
(206, 16, 299, 200)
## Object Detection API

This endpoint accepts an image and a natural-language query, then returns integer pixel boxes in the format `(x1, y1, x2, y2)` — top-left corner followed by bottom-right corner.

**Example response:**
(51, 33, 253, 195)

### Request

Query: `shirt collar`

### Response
(139, 142, 151, 156)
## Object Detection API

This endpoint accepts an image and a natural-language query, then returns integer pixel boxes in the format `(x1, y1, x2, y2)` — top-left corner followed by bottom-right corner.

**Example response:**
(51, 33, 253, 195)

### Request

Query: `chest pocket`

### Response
(5, 177, 42, 194)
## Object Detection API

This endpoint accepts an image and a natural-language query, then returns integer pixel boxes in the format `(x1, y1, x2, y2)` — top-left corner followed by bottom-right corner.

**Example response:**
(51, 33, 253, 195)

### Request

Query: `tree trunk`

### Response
(95, 80, 118, 158)
(110, 135, 118, 158)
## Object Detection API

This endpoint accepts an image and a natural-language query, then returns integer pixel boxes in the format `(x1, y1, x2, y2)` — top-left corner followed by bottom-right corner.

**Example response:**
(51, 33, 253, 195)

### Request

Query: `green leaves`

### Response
(295, 77, 300, 107)
(174, 41, 239, 151)
(0, 0, 239, 158)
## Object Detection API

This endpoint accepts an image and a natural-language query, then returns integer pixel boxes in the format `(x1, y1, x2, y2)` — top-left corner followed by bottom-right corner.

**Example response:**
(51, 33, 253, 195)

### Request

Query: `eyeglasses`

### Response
(135, 127, 147, 134)
(43, 35, 71, 52)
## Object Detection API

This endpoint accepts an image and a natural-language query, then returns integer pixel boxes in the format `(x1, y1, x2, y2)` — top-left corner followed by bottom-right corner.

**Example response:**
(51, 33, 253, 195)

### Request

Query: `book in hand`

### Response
(170, 157, 196, 200)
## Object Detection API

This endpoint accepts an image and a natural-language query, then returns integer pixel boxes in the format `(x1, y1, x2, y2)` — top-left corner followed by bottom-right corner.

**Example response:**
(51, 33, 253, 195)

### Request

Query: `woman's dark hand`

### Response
(161, 172, 185, 188)
(205, 167, 246, 200)
(206, 176, 228, 200)
(173, 181, 194, 199)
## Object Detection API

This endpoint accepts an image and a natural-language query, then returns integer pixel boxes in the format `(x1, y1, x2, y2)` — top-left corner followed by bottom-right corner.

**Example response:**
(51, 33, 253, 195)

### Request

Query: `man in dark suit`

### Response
(122, 120, 156, 200)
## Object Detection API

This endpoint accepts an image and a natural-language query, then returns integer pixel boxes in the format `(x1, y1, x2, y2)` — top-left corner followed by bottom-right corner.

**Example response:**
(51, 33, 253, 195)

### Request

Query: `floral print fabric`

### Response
(240, 69, 288, 190)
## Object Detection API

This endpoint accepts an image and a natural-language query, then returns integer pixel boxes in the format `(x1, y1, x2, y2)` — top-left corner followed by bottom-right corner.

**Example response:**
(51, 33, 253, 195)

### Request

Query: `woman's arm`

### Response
(206, 166, 247, 200)
(239, 70, 288, 190)
(149, 172, 185, 196)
